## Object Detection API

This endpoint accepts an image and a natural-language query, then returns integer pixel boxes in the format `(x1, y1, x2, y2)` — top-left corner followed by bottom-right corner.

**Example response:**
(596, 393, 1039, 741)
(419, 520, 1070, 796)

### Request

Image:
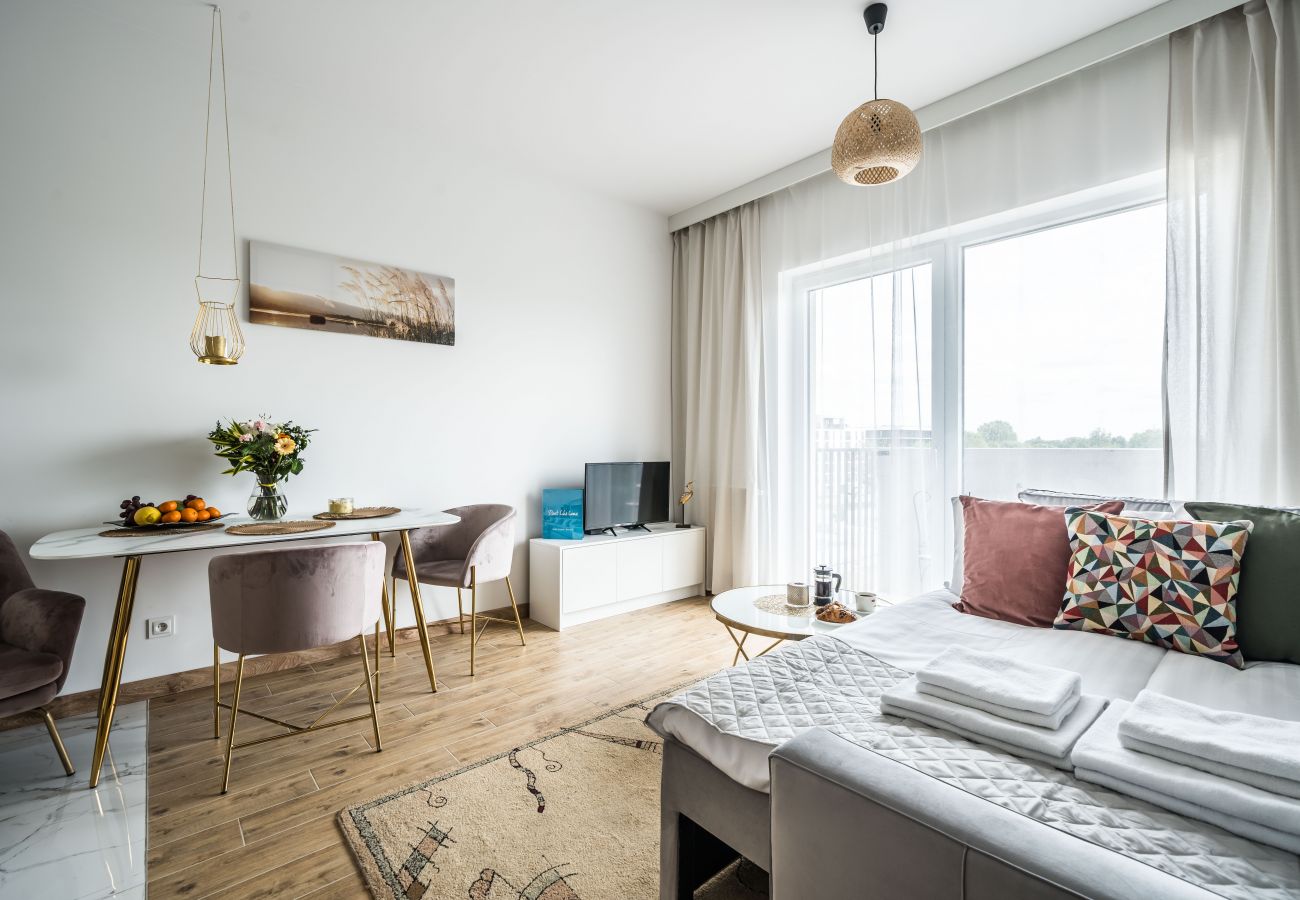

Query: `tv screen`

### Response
(584, 462, 670, 531)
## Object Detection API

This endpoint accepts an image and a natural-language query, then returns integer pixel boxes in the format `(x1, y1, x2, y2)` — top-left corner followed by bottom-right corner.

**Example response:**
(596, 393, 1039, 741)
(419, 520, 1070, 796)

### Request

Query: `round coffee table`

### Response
(711, 584, 857, 665)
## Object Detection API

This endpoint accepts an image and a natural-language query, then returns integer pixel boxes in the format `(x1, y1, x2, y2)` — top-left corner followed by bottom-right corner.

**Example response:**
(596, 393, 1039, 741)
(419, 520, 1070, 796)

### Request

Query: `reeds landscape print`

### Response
(249, 241, 454, 346)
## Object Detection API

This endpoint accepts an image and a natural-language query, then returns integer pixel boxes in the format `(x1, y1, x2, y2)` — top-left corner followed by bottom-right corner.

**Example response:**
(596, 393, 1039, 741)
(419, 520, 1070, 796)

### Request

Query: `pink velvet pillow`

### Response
(954, 495, 1125, 627)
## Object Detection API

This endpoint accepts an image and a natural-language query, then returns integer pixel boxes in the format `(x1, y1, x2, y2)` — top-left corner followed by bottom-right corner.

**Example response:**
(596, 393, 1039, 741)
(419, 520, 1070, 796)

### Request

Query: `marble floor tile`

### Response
(0, 703, 147, 899)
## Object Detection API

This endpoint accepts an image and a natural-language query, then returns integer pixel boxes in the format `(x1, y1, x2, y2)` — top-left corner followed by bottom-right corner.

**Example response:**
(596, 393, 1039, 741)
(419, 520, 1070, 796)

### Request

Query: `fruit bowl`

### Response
(109, 495, 227, 529)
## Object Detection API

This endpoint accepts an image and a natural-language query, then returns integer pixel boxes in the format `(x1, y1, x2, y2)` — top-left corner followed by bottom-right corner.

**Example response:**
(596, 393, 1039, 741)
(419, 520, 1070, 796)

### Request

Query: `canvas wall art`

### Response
(249, 241, 454, 346)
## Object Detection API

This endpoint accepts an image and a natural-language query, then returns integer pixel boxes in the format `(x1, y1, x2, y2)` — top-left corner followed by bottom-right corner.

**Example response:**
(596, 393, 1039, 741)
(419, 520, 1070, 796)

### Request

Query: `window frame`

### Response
(786, 171, 1167, 584)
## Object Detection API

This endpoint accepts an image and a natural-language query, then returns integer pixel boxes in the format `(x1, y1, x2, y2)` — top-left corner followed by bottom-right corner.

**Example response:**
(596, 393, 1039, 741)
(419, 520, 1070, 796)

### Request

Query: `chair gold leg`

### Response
(504, 575, 526, 647)
(220, 654, 246, 794)
(41, 709, 74, 776)
(212, 643, 221, 739)
(359, 633, 383, 752)
(90, 554, 141, 789)
(399, 530, 438, 693)
(456, 587, 465, 635)
(374, 620, 381, 703)
(469, 566, 478, 676)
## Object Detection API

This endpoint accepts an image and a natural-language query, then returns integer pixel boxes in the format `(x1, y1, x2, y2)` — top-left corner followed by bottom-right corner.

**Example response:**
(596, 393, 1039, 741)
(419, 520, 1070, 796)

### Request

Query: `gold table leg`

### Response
(725, 626, 749, 665)
(722, 626, 784, 666)
(399, 530, 438, 693)
(469, 566, 478, 676)
(212, 643, 221, 739)
(89, 555, 142, 789)
(372, 533, 396, 657)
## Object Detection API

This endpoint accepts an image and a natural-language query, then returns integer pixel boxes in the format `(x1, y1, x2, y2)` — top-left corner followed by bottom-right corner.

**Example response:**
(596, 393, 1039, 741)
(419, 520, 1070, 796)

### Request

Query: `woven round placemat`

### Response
(225, 520, 337, 536)
(312, 506, 401, 521)
(99, 522, 224, 538)
(753, 593, 814, 618)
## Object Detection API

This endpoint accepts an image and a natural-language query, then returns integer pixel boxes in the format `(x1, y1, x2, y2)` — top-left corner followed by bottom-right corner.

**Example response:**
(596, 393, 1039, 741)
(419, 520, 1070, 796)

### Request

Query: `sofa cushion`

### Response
(1054, 508, 1251, 668)
(954, 496, 1124, 627)
(1184, 501, 1300, 664)
(0, 644, 63, 700)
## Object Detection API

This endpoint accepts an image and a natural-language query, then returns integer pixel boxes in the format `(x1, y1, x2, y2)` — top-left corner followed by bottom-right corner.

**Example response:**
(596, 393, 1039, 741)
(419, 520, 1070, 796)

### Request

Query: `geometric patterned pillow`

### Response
(1052, 508, 1252, 668)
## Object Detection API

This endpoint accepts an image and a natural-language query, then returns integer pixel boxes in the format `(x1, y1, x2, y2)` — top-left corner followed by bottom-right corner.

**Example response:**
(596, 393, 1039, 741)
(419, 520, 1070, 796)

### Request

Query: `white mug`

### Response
(787, 582, 810, 607)
(853, 591, 878, 614)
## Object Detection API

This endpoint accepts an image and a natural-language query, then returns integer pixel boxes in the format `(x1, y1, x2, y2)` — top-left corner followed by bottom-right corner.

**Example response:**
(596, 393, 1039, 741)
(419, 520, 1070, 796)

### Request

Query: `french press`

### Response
(812, 564, 841, 606)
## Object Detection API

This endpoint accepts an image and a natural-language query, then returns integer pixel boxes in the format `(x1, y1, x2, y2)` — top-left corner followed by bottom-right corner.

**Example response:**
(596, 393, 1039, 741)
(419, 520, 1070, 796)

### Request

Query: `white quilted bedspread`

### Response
(649, 635, 1300, 900)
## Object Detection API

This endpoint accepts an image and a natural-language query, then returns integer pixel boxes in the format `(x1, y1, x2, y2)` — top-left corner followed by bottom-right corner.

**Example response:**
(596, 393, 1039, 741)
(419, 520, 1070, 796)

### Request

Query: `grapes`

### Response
(117, 497, 158, 526)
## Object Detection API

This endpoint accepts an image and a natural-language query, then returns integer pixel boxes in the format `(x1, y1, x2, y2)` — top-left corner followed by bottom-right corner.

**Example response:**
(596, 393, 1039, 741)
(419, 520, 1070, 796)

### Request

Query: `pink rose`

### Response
(238, 433, 254, 443)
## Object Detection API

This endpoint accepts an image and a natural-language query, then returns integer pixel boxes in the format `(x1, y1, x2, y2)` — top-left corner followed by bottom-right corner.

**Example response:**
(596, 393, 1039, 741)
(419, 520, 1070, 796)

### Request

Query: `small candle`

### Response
(204, 334, 227, 359)
(329, 497, 354, 515)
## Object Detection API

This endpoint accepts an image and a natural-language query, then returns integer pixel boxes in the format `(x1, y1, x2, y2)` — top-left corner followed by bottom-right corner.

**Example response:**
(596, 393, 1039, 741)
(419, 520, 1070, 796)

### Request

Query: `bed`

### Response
(647, 590, 1300, 900)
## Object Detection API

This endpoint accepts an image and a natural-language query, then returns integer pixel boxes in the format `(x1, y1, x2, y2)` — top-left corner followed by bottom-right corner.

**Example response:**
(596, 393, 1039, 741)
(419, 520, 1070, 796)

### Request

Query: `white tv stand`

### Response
(529, 523, 705, 630)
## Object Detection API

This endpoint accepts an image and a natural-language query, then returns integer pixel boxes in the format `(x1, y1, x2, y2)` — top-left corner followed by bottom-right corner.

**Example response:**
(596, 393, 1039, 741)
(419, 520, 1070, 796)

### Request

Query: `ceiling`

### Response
(154, 0, 1172, 217)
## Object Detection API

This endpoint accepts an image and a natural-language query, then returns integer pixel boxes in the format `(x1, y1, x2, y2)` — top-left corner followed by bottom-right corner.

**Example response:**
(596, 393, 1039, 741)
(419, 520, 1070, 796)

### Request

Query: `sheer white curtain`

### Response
(671, 203, 768, 592)
(1165, 0, 1300, 505)
(673, 41, 1169, 596)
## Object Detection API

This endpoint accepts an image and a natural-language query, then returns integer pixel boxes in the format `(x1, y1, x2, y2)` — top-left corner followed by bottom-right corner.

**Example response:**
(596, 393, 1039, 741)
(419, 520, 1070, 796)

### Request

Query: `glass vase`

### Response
(247, 482, 288, 521)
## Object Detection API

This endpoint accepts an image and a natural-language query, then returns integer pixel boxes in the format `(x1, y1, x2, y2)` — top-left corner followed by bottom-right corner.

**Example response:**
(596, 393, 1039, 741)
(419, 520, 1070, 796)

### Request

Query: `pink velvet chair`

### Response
(392, 504, 523, 676)
(0, 530, 84, 776)
(209, 542, 385, 793)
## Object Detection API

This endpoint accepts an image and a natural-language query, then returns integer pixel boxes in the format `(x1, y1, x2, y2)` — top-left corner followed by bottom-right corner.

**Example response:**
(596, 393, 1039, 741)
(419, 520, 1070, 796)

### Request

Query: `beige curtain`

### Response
(671, 202, 766, 592)
(1166, 0, 1300, 504)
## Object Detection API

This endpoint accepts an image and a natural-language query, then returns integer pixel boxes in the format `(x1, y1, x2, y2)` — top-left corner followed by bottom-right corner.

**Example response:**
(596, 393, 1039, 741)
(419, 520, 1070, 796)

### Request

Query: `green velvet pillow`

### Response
(1184, 501, 1300, 664)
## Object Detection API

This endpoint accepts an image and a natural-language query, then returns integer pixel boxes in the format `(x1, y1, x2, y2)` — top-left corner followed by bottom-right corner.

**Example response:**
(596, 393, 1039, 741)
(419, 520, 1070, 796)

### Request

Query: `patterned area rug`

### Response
(339, 687, 767, 900)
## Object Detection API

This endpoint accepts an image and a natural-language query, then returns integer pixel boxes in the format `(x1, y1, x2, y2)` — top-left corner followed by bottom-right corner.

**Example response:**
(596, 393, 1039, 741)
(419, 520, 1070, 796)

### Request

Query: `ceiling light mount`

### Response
(864, 2, 888, 36)
(831, 2, 923, 187)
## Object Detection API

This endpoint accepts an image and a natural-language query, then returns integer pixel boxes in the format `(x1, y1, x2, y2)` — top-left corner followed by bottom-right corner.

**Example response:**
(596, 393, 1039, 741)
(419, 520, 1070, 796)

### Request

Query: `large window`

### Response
(792, 190, 1167, 597)
(962, 204, 1166, 499)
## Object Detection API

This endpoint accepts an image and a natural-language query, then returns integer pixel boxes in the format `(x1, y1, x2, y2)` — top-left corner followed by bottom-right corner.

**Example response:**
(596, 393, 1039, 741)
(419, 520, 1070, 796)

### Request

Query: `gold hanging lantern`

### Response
(191, 5, 245, 365)
(831, 4, 922, 187)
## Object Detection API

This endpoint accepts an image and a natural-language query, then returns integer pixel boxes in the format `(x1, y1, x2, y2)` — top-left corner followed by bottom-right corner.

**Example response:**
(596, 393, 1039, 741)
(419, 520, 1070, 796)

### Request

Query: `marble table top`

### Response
(30, 506, 458, 560)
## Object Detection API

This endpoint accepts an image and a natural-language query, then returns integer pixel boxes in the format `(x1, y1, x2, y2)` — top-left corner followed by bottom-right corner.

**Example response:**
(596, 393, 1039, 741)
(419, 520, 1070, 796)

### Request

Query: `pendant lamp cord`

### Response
(198, 5, 238, 283)
(873, 32, 879, 100)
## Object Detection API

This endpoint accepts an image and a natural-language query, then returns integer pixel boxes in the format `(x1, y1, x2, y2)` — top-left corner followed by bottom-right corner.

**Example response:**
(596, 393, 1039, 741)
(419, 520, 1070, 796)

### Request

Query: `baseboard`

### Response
(0, 603, 528, 731)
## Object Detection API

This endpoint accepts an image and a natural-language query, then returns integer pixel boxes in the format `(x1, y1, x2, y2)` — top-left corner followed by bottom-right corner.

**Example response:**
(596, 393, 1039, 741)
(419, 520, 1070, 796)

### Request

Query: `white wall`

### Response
(0, 2, 671, 695)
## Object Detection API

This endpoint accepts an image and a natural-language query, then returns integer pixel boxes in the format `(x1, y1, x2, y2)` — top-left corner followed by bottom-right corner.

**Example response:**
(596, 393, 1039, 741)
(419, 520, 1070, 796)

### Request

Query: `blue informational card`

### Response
(542, 489, 584, 540)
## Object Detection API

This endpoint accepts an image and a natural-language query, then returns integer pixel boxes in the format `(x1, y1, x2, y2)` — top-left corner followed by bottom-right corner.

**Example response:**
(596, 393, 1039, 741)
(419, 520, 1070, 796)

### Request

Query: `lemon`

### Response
(133, 506, 162, 526)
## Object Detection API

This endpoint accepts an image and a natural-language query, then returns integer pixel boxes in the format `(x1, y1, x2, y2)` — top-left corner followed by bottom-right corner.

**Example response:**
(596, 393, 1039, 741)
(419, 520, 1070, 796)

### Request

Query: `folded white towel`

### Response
(915, 646, 1082, 717)
(880, 676, 1105, 770)
(916, 682, 1080, 729)
(1118, 690, 1300, 800)
(1072, 701, 1300, 855)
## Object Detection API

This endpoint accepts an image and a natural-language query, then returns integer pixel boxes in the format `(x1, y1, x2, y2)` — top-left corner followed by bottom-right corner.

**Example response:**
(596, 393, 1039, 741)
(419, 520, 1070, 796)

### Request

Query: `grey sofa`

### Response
(660, 728, 1226, 900)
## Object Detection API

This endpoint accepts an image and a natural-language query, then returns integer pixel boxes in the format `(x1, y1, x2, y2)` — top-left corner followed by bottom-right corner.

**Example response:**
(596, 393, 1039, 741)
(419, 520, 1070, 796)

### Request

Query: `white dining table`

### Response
(30, 506, 458, 788)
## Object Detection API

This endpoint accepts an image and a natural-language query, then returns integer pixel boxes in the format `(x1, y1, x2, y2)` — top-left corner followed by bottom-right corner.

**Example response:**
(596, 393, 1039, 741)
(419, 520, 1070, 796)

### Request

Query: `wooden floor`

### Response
(145, 596, 728, 899)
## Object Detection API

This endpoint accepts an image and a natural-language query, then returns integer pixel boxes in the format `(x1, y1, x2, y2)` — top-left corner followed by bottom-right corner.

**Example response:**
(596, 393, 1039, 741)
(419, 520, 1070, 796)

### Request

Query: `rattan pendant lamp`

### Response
(831, 3, 923, 186)
(191, 5, 245, 365)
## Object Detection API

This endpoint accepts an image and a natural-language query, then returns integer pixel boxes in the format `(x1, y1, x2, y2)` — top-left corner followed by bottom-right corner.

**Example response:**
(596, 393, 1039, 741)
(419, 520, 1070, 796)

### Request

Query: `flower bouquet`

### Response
(208, 417, 315, 521)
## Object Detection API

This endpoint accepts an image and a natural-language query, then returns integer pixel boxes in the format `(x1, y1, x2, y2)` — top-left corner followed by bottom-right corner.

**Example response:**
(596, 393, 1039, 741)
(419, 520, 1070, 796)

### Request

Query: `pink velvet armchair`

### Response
(0, 529, 85, 776)
(391, 504, 523, 675)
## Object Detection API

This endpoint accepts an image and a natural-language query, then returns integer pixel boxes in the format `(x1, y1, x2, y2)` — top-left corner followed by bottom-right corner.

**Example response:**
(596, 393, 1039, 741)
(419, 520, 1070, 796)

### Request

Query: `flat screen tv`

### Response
(584, 462, 670, 534)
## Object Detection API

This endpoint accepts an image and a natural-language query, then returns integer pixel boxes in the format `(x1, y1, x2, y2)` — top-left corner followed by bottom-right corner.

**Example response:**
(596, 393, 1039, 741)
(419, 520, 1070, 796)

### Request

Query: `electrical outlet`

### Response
(146, 615, 176, 639)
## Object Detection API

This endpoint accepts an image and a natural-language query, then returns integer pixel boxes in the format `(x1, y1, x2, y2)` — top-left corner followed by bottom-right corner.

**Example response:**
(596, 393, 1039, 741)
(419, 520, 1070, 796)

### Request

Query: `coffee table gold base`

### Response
(722, 625, 785, 666)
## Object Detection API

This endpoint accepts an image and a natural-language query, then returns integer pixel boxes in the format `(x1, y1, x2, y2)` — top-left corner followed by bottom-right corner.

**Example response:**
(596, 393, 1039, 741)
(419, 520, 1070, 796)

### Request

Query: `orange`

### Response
(196, 509, 211, 521)
(206, 507, 221, 518)
(161, 510, 182, 524)
(186, 498, 207, 511)
(159, 501, 179, 513)
(180, 508, 199, 523)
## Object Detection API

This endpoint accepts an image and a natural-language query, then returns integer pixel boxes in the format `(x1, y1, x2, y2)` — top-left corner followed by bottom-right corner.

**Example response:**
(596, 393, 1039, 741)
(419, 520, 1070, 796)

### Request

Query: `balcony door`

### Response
(807, 261, 940, 596)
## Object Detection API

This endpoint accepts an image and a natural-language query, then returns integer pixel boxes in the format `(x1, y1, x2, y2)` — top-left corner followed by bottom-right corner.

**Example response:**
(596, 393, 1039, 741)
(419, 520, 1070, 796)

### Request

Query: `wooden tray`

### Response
(225, 520, 337, 536)
(312, 506, 401, 521)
